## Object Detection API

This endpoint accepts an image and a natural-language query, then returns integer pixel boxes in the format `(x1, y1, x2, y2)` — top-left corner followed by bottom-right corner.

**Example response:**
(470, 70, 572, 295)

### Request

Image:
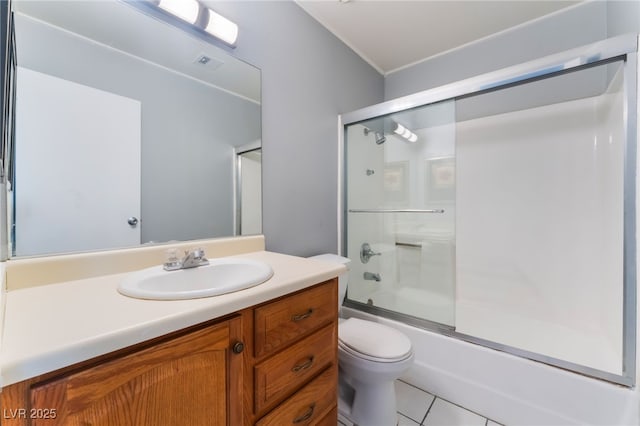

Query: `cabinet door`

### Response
(29, 318, 242, 426)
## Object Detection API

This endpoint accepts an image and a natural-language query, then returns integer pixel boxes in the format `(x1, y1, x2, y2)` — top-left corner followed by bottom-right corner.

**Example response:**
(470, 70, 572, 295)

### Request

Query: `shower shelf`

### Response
(348, 209, 445, 213)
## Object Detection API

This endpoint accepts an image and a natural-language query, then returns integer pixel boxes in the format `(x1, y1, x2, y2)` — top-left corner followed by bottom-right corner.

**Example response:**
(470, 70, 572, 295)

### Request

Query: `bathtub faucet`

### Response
(363, 272, 381, 282)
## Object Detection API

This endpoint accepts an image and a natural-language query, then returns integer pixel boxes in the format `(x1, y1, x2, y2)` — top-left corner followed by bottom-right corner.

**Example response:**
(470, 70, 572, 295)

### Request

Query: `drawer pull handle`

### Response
(291, 308, 314, 322)
(293, 403, 316, 424)
(291, 356, 315, 373)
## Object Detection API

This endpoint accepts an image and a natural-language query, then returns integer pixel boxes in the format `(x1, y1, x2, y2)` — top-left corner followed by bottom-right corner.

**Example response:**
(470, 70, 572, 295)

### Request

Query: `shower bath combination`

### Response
(340, 34, 638, 388)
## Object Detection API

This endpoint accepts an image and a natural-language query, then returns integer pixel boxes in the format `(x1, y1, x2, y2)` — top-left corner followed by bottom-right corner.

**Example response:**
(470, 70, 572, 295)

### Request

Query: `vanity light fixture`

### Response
(393, 122, 418, 143)
(154, 0, 239, 47)
(157, 0, 200, 24)
(204, 8, 239, 46)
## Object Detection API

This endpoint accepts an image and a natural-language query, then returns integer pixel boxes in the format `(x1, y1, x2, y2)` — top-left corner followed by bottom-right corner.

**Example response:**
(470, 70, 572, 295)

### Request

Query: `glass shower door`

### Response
(344, 99, 456, 326)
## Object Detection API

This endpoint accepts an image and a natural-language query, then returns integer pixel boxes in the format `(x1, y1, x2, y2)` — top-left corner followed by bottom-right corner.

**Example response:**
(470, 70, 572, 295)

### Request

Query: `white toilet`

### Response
(309, 254, 414, 426)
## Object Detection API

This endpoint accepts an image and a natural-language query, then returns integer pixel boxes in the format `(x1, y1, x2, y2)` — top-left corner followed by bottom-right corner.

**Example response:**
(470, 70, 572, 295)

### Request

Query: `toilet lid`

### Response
(338, 318, 412, 360)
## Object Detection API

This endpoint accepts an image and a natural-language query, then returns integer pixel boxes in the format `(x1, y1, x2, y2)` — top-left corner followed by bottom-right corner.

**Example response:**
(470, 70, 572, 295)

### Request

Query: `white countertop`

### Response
(0, 251, 344, 387)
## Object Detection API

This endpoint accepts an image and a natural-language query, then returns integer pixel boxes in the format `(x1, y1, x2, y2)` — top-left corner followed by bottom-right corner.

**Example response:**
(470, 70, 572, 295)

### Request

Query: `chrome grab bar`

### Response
(395, 242, 422, 248)
(348, 209, 445, 213)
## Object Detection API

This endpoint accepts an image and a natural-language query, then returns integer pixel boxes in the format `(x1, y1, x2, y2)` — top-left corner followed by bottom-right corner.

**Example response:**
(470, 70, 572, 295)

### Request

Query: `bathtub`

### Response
(343, 306, 640, 426)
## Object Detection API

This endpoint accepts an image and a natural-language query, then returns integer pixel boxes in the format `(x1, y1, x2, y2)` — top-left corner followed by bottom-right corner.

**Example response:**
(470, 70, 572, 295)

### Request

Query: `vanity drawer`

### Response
(255, 366, 337, 426)
(254, 279, 337, 357)
(315, 406, 338, 426)
(255, 323, 336, 413)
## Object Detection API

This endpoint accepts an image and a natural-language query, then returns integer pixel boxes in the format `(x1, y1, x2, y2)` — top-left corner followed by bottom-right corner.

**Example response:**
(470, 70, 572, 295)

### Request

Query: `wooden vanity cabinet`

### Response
(1, 316, 244, 426)
(243, 278, 339, 426)
(1, 278, 339, 426)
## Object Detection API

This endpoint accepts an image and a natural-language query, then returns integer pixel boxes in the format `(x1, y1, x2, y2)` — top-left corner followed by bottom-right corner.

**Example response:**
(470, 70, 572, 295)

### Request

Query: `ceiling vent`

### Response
(193, 54, 224, 70)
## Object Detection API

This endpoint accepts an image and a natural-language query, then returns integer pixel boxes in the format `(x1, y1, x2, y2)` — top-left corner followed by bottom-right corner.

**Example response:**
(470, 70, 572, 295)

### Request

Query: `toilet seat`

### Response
(339, 341, 413, 363)
(339, 318, 412, 362)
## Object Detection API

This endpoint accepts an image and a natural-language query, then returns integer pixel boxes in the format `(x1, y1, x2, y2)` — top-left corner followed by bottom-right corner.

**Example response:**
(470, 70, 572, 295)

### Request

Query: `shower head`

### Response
(363, 128, 386, 145)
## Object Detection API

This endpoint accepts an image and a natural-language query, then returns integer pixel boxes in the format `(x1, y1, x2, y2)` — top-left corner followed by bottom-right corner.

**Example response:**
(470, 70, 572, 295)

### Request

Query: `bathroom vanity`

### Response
(2, 317, 244, 425)
(0, 237, 343, 426)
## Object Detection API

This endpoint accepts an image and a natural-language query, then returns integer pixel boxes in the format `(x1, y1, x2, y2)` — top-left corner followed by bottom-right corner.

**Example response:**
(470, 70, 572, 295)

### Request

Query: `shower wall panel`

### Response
(455, 70, 624, 374)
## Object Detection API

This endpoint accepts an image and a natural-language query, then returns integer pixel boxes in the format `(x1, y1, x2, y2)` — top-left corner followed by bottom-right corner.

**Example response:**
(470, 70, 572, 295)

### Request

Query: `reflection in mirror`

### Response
(9, 0, 261, 257)
(236, 144, 262, 236)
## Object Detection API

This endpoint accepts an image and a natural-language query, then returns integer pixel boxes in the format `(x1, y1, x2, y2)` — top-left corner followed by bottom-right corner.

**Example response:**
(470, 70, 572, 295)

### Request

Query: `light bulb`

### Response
(157, 0, 200, 24)
(205, 9, 239, 45)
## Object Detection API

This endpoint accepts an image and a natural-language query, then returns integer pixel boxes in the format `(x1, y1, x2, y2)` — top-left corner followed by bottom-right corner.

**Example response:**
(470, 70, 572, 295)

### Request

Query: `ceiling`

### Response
(296, 0, 582, 75)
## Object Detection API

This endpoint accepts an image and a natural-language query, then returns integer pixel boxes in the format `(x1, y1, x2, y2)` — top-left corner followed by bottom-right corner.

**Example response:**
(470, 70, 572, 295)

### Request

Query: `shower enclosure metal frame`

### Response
(338, 34, 638, 386)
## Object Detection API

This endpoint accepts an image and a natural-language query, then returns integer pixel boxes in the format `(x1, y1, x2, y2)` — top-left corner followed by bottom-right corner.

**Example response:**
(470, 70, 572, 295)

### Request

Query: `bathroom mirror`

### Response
(7, 0, 261, 257)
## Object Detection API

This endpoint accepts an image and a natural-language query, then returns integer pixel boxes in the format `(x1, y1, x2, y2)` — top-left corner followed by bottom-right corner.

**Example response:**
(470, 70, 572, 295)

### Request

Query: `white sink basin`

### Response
(118, 257, 273, 300)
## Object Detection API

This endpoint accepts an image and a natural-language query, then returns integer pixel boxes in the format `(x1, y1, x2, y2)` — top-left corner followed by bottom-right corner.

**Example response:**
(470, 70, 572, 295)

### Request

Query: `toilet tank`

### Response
(308, 254, 351, 308)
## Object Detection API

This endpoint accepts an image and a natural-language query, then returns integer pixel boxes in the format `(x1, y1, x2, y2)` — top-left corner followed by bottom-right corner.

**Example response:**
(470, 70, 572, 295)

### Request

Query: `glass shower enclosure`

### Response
(340, 34, 637, 385)
(345, 100, 456, 327)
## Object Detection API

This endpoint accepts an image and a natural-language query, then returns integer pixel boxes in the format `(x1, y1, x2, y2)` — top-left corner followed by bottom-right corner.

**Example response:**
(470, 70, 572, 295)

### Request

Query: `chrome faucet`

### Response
(164, 248, 209, 271)
(363, 272, 381, 282)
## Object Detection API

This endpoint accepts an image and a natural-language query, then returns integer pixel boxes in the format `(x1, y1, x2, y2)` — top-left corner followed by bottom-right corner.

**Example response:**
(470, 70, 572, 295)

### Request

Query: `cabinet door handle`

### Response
(291, 356, 314, 373)
(293, 403, 316, 424)
(232, 341, 245, 354)
(291, 308, 314, 322)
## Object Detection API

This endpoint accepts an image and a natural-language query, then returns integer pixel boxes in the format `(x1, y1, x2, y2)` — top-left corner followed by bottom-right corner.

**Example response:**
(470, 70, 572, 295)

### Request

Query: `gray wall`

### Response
(607, 0, 640, 37)
(384, 1, 608, 101)
(208, 1, 384, 256)
(15, 14, 261, 245)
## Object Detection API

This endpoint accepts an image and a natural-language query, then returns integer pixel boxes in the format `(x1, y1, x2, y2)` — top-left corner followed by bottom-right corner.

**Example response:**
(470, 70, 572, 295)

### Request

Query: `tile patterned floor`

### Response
(338, 380, 503, 426)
